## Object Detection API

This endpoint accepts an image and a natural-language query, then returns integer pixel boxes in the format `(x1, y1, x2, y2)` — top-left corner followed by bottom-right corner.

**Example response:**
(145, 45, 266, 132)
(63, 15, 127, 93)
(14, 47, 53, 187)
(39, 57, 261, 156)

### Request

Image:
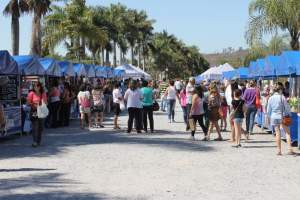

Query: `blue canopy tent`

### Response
(106, 67, 114, 78)
(264, 55, 280, 78)
(236, 67, 249, 79)
(248, 61, 257, 79)
(113, 69, 125, 78)
(255, 59, 265, 78)
(0, 51, 21, 136)
(222, 70, 235, 80)
(95, 66, 109, 78)
(276, 51, 300, 76)
(39, 58, 62, 77)
(13, 55, 45, 75)
(0, 50, 18, 74)
(73, 63, 87, 77)
(58, 61, 75, 77)
(85, 64, 96, 78)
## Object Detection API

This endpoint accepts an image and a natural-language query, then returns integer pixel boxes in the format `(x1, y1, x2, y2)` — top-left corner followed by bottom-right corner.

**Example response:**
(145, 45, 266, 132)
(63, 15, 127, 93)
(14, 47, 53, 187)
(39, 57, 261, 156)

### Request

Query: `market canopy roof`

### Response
(264, 55, 280, 77)
(199, 66, 220, 80)
(85, 64, 96, 78)
(58, 61, 75, 77)
(236, 67, 249, 79)
(0, 50, 18, 74)
(113, 69, 125, 77)
(13, 55, 45, 75)
(116, 64, 144, 79)
(73, 63, 87, 77)
(277, 51, 300, 76)
(39, 58, 61, 77)
(130, 64, 152, 80)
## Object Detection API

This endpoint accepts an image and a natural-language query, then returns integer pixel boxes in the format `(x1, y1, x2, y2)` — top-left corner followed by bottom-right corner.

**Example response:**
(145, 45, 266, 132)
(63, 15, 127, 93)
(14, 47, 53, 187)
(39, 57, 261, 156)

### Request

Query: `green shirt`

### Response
(141, 87, 153, 106)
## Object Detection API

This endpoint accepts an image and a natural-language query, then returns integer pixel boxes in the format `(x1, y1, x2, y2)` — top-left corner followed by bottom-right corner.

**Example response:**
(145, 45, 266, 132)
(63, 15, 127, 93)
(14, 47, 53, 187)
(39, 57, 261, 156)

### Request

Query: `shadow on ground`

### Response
(0, 120, 215, 159)
(0, 172, 129, 200)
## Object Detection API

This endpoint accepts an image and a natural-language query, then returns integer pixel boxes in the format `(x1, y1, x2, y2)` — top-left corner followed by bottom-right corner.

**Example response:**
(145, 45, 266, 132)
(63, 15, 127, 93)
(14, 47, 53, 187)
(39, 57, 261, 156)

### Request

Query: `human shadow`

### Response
(0, 168, 56, 173)
(0, 173, 127, 200)
(0, 126, 215, 159)
(242, 145, 277, 149)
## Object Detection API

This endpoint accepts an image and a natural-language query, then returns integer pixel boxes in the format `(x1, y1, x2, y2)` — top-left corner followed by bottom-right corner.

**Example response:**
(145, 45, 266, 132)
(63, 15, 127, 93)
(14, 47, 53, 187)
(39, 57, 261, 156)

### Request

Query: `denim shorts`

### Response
(271, 118, 282, 126)
(233, 118, 243, 124)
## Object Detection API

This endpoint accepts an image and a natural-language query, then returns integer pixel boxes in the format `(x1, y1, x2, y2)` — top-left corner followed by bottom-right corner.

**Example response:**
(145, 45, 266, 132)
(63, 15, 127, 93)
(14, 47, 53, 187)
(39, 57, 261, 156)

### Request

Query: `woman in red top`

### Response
(27, 82, 47, 147)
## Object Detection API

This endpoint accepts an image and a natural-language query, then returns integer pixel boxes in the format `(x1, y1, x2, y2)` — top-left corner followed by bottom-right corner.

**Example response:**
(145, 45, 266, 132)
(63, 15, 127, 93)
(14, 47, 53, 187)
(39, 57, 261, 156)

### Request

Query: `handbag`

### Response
(37, 100, 49, 119)
(189, 118, 196, 131)
(281, 96, 292, 126)
(152, 101, 160, 111)
(255, 88, 262, 110)
(119, 101, 126, 111)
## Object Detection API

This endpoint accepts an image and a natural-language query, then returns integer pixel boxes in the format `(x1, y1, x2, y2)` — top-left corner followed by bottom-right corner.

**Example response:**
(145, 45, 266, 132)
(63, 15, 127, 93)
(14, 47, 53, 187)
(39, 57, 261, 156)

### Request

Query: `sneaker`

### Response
(189, 136, 195, 141)
(150, 130, 154, 133)
(172, 119, 176, 123)
(169, 120, 172, 123)
(144, 129, 148, 133)
(99, 125, 104, 128)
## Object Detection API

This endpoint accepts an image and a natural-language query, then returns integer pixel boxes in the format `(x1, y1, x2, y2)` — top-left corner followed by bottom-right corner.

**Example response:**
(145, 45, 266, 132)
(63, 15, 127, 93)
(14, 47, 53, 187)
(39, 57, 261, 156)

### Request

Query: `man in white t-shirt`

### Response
(112, 83, 123, 129)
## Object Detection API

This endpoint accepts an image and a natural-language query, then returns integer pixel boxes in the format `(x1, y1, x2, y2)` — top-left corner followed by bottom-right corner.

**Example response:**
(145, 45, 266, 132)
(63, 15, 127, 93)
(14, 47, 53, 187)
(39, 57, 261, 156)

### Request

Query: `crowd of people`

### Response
(23, 76, 295, 155)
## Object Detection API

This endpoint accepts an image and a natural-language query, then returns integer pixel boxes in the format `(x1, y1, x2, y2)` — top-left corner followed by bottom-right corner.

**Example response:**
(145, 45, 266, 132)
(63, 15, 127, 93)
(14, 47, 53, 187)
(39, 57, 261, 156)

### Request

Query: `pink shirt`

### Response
(179, 90, 187, 107)
(27, 91, 47, 108)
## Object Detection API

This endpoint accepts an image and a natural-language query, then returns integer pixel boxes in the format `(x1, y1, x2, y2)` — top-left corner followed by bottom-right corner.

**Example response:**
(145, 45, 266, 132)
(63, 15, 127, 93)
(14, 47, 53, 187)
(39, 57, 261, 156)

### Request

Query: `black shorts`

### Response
(92, 105, 104, 113)
(113, 103, 121, 116)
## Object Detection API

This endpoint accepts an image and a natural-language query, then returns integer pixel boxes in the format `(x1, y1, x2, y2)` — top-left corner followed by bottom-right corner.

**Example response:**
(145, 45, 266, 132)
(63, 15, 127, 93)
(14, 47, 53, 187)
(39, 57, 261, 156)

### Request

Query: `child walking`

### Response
(231, 89, 246, 148)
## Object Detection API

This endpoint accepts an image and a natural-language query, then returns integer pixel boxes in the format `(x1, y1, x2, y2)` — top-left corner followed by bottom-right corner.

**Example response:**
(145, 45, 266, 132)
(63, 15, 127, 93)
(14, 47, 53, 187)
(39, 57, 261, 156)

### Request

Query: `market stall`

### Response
(0, 50, 22, 136)
(116, 64, 144, 79)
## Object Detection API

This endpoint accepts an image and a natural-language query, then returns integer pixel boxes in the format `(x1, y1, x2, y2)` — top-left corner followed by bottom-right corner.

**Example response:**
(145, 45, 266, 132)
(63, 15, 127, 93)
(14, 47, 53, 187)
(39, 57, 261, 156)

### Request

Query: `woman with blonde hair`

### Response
(207, 86, 223, 141)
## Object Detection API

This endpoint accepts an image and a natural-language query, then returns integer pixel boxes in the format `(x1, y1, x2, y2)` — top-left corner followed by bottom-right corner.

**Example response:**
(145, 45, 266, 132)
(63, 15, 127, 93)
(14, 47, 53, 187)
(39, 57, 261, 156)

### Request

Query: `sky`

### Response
(0, 0, 252, 55)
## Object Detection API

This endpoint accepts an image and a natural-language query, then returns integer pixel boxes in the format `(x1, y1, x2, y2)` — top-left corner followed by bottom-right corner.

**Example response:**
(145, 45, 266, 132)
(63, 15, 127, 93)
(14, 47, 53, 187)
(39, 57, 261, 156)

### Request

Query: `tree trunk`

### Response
(113, 41, 117, 67)
(30, 14, 42, 56)
(131, 46, 134, 65)
(11, 16, 19, 55)
(105, 48, 110, 66)
(101, 48, 105, 66)
(143, 55, 146, 71)
(119, 46, 123, 65)
(138, 44, 141, 68)
(92, 52, 96, 65)
(290, 35, 300, 50)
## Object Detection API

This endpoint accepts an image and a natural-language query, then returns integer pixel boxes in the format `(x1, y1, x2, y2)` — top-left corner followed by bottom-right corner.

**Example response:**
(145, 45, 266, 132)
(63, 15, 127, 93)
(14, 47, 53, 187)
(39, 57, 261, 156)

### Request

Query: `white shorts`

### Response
(80, 106, 91, 114)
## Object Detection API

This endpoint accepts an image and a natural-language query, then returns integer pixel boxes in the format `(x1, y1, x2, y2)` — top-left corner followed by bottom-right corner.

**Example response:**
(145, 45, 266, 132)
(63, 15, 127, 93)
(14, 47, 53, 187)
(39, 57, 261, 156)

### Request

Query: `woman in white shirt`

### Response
(165, 80, 179, 123)
(124, 80, 143, 133)
(112, 82, 123, 129)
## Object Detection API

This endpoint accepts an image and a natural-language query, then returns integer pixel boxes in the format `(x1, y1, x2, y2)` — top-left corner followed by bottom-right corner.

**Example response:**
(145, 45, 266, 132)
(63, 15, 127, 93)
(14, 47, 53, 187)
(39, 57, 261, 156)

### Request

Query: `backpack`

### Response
(208, 96, 220, 109)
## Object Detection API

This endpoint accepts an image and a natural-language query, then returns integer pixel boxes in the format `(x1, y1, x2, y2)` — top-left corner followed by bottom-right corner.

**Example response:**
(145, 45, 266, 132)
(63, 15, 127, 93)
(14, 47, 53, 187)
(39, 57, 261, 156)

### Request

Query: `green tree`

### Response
(27, 0, 53, 56)
(246, 0, 300, 50)
(3, 0, 29, 55)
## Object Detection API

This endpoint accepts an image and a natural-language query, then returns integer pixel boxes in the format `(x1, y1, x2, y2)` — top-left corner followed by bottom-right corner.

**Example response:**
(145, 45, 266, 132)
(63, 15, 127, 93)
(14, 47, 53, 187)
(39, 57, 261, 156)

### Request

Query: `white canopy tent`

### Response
(116, 64, 150, 79)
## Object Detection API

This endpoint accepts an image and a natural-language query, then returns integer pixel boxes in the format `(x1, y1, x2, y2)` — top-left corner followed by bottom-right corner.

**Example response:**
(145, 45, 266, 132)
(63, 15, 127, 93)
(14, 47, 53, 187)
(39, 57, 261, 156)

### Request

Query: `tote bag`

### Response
(37, 100, 49, 119)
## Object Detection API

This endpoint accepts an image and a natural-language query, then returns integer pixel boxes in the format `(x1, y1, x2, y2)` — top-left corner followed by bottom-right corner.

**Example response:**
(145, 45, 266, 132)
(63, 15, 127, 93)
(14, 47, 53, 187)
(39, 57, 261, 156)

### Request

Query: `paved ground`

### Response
(0, 104, 299, 200)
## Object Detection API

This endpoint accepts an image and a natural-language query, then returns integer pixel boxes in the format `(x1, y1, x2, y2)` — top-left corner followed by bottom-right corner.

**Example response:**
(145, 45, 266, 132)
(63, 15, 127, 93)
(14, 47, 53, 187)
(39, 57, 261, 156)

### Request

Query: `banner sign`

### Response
(1, 107, 21, 137)
(0, 75, 18, 101)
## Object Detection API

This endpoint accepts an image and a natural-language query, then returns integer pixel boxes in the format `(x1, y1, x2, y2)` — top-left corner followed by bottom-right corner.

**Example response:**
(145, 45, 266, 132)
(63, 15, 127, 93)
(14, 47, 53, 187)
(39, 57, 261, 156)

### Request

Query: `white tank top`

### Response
(167, 86, 177, 100)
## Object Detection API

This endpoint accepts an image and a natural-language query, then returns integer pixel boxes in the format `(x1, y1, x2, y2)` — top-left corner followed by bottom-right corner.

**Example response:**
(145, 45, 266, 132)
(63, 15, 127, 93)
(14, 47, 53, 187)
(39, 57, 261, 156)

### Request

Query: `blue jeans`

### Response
(167, 99, 176, 120)
(245, 105, 257, 133)
(160, 98, 167, 111)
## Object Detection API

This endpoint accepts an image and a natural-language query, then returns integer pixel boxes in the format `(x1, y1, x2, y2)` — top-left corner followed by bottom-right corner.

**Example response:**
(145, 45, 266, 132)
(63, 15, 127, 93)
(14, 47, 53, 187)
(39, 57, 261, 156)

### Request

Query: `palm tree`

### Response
(43, 1, 107, 61)
(268, 35, 290, 55)
(246, 0, 300, 50)
(3, 0, 29, 55)
(27, 0, 52, 56)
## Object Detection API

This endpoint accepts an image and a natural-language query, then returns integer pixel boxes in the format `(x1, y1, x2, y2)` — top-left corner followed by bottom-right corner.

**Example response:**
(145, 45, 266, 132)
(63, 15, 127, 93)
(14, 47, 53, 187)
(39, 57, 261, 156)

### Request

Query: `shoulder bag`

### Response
(281, 96, 292, 126)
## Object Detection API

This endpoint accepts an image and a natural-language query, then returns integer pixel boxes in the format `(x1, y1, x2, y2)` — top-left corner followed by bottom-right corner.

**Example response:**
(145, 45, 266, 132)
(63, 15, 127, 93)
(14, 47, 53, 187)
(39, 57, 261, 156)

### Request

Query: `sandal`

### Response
(214, 137, 223, 141)
(287, 151, 295, 155)
(276, 152, 282, 156)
